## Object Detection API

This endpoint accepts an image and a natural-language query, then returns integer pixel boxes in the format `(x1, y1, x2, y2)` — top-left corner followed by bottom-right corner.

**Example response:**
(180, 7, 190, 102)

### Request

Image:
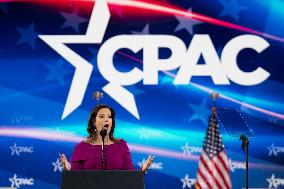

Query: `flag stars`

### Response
(187, 100, 211, 126)
(60, 9, 88, 33)
(45, 59, 72, 86)
(218, 0, 247, 22)
(174, 8, 203, 35)
(16, 22, 39, 50)
(197, 109, 231, 188)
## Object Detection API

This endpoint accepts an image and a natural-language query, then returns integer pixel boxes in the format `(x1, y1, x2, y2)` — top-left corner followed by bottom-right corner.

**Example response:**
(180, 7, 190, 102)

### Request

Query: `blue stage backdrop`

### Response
(0, 0, 284, 188)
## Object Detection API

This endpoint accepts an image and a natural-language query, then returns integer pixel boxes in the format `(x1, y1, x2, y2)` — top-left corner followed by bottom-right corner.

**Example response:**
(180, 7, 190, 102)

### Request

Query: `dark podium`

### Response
(61, 170, 145, 189)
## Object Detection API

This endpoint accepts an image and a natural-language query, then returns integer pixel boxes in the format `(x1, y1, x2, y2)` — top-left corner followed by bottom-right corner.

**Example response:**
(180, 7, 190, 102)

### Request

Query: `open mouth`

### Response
(103, 124, 109, 129)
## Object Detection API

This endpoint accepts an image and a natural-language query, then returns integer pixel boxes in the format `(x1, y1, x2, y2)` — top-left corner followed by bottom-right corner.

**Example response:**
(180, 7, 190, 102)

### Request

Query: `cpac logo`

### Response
(137, 158, 163, 170)
(267, 174, 284, 189)
(181, 143, 202, 155)
(10, 143, 33, 156)
(227, 158, 246, 172)
(52, 158, 63, 172)
(268, 143, 284, 156)
(39, 0, 270, 120)
(180, 174, 196, 189)
(9, 174, 34, 188)
(139, 127, 161, 140)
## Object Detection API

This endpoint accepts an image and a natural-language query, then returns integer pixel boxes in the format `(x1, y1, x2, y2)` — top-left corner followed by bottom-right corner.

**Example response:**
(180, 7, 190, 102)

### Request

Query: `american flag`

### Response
(195, 107, 232, 189)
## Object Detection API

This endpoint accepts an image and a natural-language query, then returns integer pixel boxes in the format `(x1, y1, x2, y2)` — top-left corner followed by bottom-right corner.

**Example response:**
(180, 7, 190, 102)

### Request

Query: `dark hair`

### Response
(87, 104, 117, 142)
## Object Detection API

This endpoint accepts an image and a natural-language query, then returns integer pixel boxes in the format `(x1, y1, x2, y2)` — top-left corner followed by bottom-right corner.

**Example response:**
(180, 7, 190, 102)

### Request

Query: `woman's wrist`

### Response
(140, 166, 148, 175)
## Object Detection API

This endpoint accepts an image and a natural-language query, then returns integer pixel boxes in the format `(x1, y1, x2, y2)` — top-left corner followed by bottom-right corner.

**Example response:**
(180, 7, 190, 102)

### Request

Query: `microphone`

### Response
(100, 124, 109, 170)
(100, 124, 108, 138)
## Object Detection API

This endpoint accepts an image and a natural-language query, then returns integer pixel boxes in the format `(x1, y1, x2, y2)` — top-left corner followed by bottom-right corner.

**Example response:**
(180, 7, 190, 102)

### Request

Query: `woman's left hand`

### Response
(141, 155, 155, 173)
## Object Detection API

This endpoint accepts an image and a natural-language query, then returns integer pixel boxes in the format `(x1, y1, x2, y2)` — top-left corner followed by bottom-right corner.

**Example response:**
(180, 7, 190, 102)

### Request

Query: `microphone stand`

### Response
(100, 128, 107, 170)
(240, 135, 249, 189)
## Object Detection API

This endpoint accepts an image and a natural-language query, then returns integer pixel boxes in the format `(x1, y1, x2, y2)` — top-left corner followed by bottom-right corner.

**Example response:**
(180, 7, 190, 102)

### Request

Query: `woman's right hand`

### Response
(59, 153, 70, 170)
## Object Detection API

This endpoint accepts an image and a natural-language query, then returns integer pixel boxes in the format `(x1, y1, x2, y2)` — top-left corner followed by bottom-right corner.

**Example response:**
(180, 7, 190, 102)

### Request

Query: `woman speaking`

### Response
(60, 104, 154, 173)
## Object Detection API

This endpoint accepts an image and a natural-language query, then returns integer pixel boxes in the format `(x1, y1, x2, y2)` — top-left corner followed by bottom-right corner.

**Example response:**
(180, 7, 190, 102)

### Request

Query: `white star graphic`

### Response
(268, 143, 276, 156)
(267, 174, 276, 188)
(180, 174, 195, 188)
(181, 142, 191, 155)
(52, 158, 63, 172)
(9, 174, 20, 188)
(10, 143, 19, 156)
(39, 0, 139, 120)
